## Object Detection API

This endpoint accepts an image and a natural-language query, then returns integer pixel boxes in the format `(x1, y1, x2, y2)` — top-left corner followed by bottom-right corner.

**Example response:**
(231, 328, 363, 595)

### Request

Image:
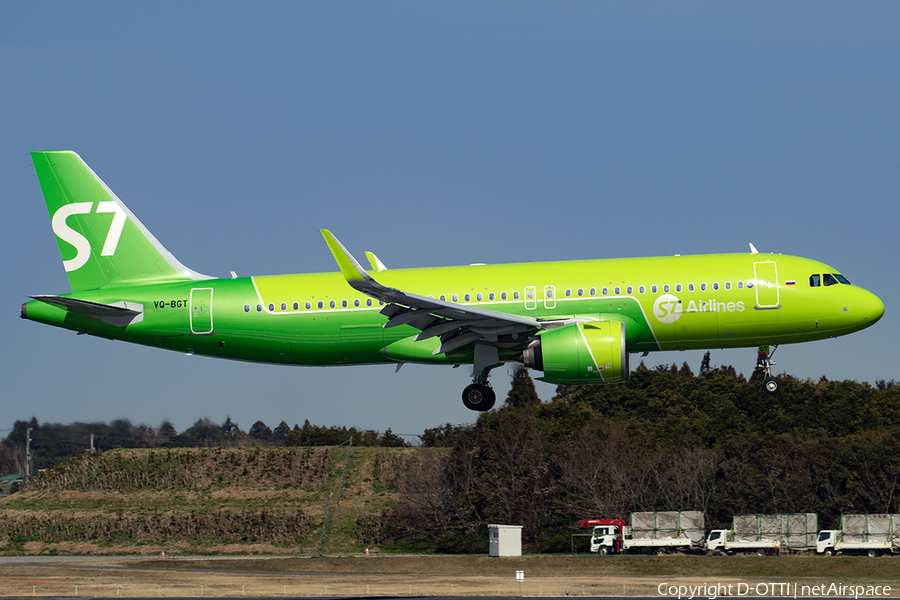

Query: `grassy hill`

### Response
(0, 445, 425, 556)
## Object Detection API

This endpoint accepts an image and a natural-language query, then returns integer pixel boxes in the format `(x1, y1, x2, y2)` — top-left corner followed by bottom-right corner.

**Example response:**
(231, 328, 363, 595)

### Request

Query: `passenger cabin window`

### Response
(367, 299, 373, 307)
(476, 293, 483, 301)
(354, 299, 360, 307)
(688, 283, 694, 292)
(626, 286, 633, 294)
(713, 282, 719, 291)
(602, 287, 608, 296)
(699, 283, 706, 291)
(317, 301, 324, 309)
(639, 285, 645, 294)
(244, 305, 250, 313)
(293, 302, 299, 310)
(342, 300, 348, 308)
(513, 291, 520, 300)
(577, 288, 584, 297)
(651, 285, 658, 293)
(489, 292, 495, 300)
(501, 292, 507, 300)
(810, 274, 821, 287)
(725, 282, 731, 290)
(589, 287, 596, 296)
(305, 302, 312, 310)
(281, 303, 287, 311)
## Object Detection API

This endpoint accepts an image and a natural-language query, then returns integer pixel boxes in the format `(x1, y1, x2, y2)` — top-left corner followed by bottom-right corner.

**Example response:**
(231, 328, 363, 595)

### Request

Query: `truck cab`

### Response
(590, 525, 621, 554)
(582, 519, 626, 555)
(706, 529, 727, 552)
(816, 530, 838, 555)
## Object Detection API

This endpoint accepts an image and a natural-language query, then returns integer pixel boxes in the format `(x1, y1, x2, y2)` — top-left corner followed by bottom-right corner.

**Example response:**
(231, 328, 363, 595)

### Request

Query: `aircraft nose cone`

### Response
(866, 291, 885, 325)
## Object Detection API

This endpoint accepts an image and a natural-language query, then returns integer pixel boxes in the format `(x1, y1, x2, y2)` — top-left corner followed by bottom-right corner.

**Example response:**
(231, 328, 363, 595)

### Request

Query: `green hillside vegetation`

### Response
(1, 363, 899, 556)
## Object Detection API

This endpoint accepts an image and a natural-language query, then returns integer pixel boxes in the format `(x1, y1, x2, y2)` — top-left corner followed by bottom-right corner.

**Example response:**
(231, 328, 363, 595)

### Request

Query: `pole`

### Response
(25, 428, 32, 479)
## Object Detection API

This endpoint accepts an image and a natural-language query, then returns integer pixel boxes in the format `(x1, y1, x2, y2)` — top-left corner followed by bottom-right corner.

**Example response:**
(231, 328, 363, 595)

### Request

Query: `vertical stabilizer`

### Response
(31, 151, 209, 291)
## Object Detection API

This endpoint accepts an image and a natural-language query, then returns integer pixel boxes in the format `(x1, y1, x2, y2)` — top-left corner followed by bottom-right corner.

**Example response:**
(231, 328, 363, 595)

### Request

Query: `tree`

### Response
(505, 368, 541, 408)
(248, 420, 273, 443)
(380, 428, 408, 447)
(273, 421, 291, 441)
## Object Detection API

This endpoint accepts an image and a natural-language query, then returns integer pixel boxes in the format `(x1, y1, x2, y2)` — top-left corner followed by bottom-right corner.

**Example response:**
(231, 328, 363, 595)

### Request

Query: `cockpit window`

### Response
(834, 274, 851, 285)
(823, 273, 839, 286)
(809, 274, 821, 287)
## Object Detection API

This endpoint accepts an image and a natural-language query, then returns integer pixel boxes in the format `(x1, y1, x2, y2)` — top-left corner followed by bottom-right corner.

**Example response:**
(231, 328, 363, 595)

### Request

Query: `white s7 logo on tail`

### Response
(51, 201, 127, 272)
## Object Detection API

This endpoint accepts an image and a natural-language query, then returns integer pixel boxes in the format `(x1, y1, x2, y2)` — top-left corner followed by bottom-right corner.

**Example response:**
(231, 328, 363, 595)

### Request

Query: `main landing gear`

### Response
(756, 344, 780, 394)
(462, 342, 502, 411)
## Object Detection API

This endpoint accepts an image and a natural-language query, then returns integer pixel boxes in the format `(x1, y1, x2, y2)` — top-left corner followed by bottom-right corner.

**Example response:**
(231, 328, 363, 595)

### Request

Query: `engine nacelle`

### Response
(521, 321, 630, 385)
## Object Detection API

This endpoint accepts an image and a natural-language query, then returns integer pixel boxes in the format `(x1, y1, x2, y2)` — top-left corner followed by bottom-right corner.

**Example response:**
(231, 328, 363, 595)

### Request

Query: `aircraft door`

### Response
(543, 285, 556, 309)
(524, 286, 537, 310)
(753, 261, 780, 308)
(190, 288, 214, 335)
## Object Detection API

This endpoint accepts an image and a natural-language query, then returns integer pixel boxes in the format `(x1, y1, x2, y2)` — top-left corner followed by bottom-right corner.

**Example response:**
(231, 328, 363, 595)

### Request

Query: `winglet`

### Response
(320, 230, 371, 282)
(365, 251, 387, 272)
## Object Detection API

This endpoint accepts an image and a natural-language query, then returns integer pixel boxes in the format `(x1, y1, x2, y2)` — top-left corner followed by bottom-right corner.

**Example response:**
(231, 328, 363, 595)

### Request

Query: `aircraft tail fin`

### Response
(31, 151, 210, 292)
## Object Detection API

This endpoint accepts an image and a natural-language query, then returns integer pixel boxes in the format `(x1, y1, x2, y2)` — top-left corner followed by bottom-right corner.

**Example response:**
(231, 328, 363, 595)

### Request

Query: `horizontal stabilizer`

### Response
(30, 295, 143, 327)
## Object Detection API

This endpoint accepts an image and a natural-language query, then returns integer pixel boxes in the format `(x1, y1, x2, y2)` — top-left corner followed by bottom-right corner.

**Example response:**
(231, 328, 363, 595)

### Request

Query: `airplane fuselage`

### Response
(23, 252, 882, 367)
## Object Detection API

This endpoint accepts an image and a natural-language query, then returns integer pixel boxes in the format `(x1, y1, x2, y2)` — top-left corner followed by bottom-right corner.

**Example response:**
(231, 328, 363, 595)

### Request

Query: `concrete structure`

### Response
(488, 524, 523, 557)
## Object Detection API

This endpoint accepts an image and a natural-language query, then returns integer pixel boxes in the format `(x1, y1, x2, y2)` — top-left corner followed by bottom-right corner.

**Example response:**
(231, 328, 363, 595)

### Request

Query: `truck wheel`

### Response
(598, 547, 608, 556)
(824, 548, 835, 556)
(756, 549, 767, 556)
(868, 549, 878, 558)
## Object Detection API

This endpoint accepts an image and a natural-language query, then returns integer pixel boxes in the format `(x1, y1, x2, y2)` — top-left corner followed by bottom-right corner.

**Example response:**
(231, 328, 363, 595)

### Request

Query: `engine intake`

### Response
(522, 321, 630, 385)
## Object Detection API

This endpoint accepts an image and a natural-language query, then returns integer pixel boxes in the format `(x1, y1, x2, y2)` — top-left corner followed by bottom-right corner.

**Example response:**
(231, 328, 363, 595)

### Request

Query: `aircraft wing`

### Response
(321, 230, 580, 356)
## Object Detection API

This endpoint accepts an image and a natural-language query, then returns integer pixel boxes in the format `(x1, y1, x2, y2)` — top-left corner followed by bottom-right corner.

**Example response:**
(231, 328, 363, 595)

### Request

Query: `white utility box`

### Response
(488, 524, 523, 556)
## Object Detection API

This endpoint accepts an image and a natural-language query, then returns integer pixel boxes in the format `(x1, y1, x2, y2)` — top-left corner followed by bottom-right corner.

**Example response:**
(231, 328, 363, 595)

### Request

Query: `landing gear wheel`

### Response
(764, 377, 780, 395)
(462, 384, 496, 411)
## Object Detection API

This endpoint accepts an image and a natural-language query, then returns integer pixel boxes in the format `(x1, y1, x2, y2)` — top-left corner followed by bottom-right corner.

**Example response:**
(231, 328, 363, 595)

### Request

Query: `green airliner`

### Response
(22, 151, 885, 411)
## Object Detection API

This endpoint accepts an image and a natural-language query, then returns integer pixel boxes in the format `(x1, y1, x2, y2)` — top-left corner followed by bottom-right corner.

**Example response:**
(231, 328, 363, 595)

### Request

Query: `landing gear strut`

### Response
(462, 342, 501, 411)
(756, 344, 780, 394)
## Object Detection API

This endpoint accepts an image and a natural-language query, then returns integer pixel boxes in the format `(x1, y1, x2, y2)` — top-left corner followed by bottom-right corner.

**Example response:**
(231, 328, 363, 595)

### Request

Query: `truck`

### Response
(583, 511, 705, 555)
(706, 513, 817, 555)
(817, 514, 900, 556)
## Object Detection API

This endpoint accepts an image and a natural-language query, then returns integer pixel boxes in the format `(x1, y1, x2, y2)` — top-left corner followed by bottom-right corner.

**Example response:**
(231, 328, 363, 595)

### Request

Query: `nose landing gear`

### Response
(756, 344, 780, 394)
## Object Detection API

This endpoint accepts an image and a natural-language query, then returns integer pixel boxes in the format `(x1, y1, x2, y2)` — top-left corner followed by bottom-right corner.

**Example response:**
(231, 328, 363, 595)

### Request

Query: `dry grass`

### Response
(1, 555, 900, 598)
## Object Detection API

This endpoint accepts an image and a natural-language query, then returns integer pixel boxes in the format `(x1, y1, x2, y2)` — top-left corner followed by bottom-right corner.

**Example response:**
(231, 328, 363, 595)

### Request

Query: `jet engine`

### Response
(521, 321, 630, 385)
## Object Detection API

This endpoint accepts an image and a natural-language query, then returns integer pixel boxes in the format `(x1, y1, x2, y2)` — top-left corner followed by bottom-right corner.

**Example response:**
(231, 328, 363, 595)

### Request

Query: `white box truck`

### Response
(817, 514, 900, 556)
(583, 511, 705, 555)
(706, 514, 817, 555)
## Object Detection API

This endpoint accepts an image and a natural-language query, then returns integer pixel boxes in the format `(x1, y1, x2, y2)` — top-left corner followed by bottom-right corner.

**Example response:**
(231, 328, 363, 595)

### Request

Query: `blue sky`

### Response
(2, 2, 898, 441)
